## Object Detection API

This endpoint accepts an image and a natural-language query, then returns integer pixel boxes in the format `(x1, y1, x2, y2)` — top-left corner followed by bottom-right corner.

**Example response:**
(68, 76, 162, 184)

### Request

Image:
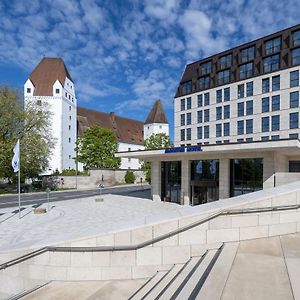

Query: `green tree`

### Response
(0, 86, 54, 181)
(125, 170, 135, 183)
(75, 125, 121, 169)
(141, 133, 172, 182)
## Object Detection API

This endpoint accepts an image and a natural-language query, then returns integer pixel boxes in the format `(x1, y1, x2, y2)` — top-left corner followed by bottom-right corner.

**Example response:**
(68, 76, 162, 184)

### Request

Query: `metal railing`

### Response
(1, 203, 299, 270)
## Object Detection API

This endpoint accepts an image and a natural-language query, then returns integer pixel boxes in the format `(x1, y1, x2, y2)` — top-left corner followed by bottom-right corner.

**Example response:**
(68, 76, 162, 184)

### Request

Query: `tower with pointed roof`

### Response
(24, 57, 77, 173)
(144, 99, 169, 140)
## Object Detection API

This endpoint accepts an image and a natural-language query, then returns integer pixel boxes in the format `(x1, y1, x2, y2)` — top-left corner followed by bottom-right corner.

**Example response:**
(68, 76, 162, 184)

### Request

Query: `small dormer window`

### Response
(27, 88, 31, 93)
(68, 95, 70, 100)
(69, 106, 71, 111)
(56, 89, 60, 94)
(65, 92, 67, 97)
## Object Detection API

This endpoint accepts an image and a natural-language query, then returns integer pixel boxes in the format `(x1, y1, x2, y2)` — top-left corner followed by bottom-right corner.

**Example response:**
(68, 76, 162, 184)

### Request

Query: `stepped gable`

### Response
(77, 107, 144, 145)
(145, 99, 168, 125)
(29, 57, 73, 96)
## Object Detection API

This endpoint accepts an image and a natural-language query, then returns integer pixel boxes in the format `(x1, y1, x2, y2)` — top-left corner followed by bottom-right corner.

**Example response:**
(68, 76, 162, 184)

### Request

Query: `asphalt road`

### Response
(0, 185, 151, 210)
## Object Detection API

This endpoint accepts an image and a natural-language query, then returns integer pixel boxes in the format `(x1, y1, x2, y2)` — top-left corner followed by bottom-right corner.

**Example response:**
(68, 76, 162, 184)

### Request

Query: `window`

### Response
(219, 54, 232, 69)
(69, 116, 71, 120)
(181, 99, 185, 111)
(198, 76, 210, 89)
(65, 92, 67, 97)
(237, 138, 244, 142)
(216, 107, 222, 120)
(292, 48, 300, 66)
(128, 148, 131, 151)
(290, 112, 299, 129)
(56, 89, 60, 94)
(204, 126, 209, 139)
(224, 122, 230, 136)
(272, 75, 280, 91)
(69, 155, 71, 159)
(27, 88, 31, 93)
(246, 119, 253, 134)
(271, 115, 280, 131)
(263, 54, 280, 73)
(262, 116, 270, 132)
(246, 82, 253, 97)
(217, 69, 230, 85)
(216, 90, 222, 103)
(293, 30, 300, 47)
(187, 97, 192, 109)
(240, 62, 253, 79)
(238, 84, 244, 98)
(246, 138, 253, 142)
(69, 125, 71, 130)
(216, 141, 222, 144)
(261, 136, 269, 141)
(186, 128, 191, 140)
(69, 106, 71, 111)
(197, 95, 203, 107)
(181, 129, 185, 141)
(238, 102, 244, 117)
(200, 61, 212, 75)
(262, 78, 270, 93)
(197, 111, 202, 123)
(272, 95, 280, 111)
(290, 91, 299, 108)
(128, 158, 131, 162)
(224, 88, 230, 101)
(204, 109, 210, 122)
(69, 138, 71, 143)
(197, 127, 202, 139)
(262, 97, 270, 113)
(37, 100, 41, 106)
(181, 81, 192, 94)
(186, 113, 191, 125)
(237, 120, 244, 135)
(290, 71, 299, 87)
(216, 124, 222, 137)
(265, 37, 281, 55)
(68, 95, 71, 100)
(204, 93, 210, 106)
(224, 105, 230, 119)
(271, 135, 280, 140)
(289, 133, 299, 139)
(246, 100, 253, 115)
(180, 114, 185, 126)
(241, 46, 255, 63)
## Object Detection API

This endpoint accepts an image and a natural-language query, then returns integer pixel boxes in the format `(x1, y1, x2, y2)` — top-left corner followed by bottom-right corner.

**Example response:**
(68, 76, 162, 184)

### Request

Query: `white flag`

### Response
(11, 139, 20, 173)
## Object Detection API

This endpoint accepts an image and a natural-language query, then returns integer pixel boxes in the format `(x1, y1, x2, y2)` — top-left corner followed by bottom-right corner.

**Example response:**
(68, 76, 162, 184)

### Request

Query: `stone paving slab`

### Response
(0, 194, 183, 251)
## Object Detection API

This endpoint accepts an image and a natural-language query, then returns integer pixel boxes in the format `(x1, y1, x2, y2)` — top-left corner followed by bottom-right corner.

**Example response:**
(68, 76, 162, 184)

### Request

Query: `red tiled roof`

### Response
(29, 57, 73, 96)
(77, 107, 144, 145)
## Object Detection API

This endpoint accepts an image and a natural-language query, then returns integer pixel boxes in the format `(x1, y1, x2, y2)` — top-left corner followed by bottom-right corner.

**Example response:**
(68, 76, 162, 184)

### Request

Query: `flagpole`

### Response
(18, 140, 21, 219)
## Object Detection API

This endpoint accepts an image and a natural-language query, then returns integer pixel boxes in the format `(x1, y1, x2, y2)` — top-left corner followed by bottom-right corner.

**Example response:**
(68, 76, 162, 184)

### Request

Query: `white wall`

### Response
(118, 142, 144, 169)
(144, 123, 169, 140)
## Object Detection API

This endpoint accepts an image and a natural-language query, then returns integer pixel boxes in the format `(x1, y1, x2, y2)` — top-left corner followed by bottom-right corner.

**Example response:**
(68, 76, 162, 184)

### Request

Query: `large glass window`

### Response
(263, 54, 280, 73)
(204, 109, 210, 122)
(238, 84, 244, 98)
(197, 110, 202, 123)
(204, 125, 209, 139)
(180, 114, 185, 126)
(216, 107, 222, 120)
(290, 112, 299, 129)
(216, 124, 222, 137)
(198, 76, 210, 90)
(197, 127, 202, 139)
(230, 158, 263, 197)
(216, 90, 222, 103)
(292, 48, 300, 66)
(272, 95, 280, 111)
(262, 97, 270, 113)
(246, 82, 253, 97)
(224, 87, 230, 101)
(290, 91, 299, 108)
(262, 78, 270, 93)
(186, 112, 191, 125)
(224, 122, 230, 136)
(200, 61, 212, 75)
(290, 71, 299, 87)
(262, 116, 269, 132)
(246, 100, 253, 115)
(240, 62, 253, 79)
(181, 99, 185, 111)
(272, 75, 280, 91)
(217, 69, 230, 85)
(265, 37, 281, 55)
(293, 30, 300, 47)
(246, 119, 253, 134)
(224, 105, 230, 119)
(181, 81, 192, 94)
(197, 95, 203, 107)
(237, 120, 244, 135)
(241, 46, 255, 63)
(187, 97, 192, 109)
(204, 93, 210, 106)
(219, 54, 232, 69)
(238, 102, 244, 117)
(272, 115, 280, 131)
(186, 128, 191, 140)
(180, 129, 185, 141)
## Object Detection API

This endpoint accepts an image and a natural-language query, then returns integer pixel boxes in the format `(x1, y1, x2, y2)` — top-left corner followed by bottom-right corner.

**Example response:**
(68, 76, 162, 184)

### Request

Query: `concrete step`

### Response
(195, 242, 239, 300)
(142, 264, 184, 300)
(129, 270, 168, 300)
(158, 255, 207, 300)
(173, 249, 217, 300)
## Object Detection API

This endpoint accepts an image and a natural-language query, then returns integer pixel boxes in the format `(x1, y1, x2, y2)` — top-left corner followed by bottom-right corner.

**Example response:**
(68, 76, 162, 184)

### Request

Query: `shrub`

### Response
(124, 170, 135, 184)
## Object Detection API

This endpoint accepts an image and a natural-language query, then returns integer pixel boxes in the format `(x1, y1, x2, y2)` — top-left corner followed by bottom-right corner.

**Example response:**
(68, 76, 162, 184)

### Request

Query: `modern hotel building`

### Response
(117, 24, 300, 206)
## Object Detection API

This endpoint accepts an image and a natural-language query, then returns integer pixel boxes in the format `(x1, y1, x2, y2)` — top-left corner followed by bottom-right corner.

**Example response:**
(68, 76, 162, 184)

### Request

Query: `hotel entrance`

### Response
(190, 160, 219, 206)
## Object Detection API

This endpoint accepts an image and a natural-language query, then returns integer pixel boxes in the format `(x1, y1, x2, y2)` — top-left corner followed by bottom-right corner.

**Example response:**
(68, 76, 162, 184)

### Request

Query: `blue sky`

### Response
(0, 0, 299, 141)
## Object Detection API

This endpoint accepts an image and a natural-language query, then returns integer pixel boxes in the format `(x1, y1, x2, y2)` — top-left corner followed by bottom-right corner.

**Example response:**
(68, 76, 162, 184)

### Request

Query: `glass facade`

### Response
(217, 69, 230, 85)
(240, 62, 253, 79)
(241, 46, 255, 63)
(198, 76, 210, 90)
(263, 54, 280, 73)
(265, 37, 281, 55)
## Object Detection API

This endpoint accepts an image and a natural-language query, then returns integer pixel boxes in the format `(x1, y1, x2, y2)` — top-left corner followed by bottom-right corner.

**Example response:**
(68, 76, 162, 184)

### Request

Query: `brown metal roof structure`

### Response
(145, 99, 168, 125)
(77, 107, 144, 145)
(29, 57, 73, 96)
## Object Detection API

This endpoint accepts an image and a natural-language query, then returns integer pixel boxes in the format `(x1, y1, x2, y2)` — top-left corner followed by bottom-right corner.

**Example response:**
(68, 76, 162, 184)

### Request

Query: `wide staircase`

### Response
(129, 242, 238, 300)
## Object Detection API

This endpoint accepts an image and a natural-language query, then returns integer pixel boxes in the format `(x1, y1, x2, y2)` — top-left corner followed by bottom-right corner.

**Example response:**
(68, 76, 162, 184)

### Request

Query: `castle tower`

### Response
(144, 99, 169, 140)
(24, 57, 77, 173)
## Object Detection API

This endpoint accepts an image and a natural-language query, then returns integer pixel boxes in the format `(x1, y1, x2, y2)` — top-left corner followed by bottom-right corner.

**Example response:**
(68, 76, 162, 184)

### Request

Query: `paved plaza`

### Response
(0, 194, 184, 251)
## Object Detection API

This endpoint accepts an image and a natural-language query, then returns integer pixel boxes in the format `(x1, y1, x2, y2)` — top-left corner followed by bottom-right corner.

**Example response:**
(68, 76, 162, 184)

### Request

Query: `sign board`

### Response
(165, 146, 202, 154)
